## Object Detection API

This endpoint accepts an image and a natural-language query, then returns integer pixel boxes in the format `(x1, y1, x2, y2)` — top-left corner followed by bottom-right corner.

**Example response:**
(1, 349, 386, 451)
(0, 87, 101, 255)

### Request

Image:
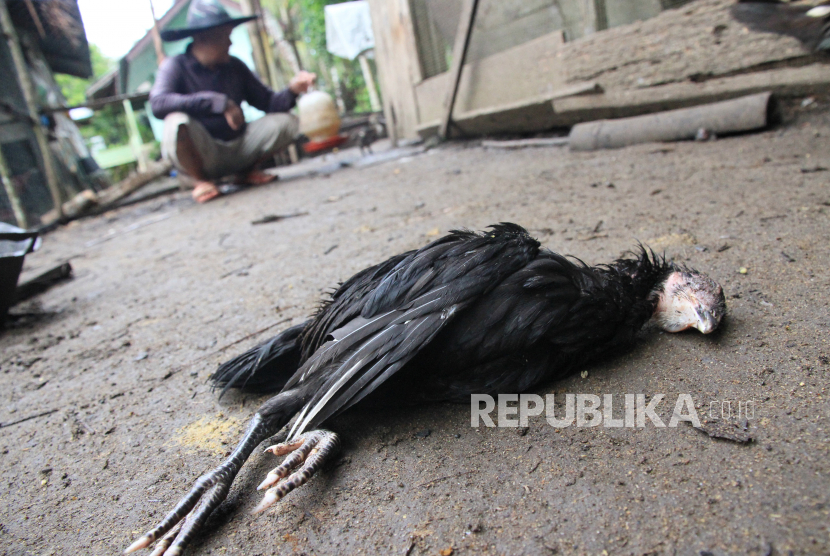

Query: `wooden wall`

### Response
(368, 0, 830, 140)
(414, 32, 567, 128)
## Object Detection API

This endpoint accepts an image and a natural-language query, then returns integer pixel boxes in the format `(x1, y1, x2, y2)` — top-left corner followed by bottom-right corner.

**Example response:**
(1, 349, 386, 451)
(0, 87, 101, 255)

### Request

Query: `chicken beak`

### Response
(694, 309, 718, 334)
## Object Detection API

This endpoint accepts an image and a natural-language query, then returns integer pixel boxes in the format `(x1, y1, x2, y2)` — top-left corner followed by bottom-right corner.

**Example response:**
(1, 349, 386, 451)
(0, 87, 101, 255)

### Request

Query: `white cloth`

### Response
(325, 1, 375, 60)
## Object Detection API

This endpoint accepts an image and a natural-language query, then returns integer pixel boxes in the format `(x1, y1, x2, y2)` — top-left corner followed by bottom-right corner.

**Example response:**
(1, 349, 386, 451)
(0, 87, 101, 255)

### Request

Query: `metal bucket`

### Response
(0, 223, 40, 324)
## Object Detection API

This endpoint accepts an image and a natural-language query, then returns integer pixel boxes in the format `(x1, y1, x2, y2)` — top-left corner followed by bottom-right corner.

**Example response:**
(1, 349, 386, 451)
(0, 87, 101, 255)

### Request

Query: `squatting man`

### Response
(150, 0, 315, 203)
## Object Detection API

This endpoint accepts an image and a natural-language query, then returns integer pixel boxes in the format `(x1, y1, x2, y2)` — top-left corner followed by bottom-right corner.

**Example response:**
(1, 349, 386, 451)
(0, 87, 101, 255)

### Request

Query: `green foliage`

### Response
(55, 44, 113, 105)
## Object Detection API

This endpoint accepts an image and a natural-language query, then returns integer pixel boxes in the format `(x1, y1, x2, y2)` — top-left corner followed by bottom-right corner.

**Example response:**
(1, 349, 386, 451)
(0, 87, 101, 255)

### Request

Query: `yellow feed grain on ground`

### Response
(173, 414, 242, 455)
(646, 233, 697, 249)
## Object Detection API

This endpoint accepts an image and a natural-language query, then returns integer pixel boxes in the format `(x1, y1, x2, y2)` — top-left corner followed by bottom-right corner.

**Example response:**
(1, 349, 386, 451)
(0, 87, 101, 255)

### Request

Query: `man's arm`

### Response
(149, 57, 228, 119)
(240, 61, 315, 113)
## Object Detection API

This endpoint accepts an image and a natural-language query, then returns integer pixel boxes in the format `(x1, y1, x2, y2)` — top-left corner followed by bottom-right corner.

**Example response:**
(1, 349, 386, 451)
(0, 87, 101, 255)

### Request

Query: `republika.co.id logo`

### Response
(470, 394, 755, 428)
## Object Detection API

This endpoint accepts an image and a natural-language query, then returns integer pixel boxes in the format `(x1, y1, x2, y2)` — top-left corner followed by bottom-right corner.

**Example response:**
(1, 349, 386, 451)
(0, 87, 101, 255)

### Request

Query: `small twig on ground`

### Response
(0, 408, 58, 429)
(418, 470, 475, 488)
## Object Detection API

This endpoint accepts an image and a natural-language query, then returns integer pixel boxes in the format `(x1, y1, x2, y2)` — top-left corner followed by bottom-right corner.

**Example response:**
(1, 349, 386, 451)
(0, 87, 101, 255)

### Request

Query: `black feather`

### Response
(210, 323, 307, 398)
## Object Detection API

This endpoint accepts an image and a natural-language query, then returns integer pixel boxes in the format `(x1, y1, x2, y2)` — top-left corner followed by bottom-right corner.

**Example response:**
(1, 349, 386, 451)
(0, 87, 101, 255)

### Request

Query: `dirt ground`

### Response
(1, 100, 829, 556)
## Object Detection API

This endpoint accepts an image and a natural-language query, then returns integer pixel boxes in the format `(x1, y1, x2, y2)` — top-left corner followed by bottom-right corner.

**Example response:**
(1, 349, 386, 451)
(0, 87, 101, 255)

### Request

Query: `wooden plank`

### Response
(0, 140, 27, 227)
(551, 63, 830, 125)
(123, 100, 149, 173)
(416, 82, 600, 137)
(358, 54, 382, 113)
(41, 91, 151, 114)
(96, 159, 173, 207)
(416, 31, 566, 123)
(439, 0, 479, 139)
(366, 0, 423, 142)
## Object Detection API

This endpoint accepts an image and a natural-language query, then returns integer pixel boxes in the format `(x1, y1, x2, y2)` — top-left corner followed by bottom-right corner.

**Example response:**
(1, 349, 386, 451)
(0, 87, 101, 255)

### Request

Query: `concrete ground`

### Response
(1, 100, 828, 556)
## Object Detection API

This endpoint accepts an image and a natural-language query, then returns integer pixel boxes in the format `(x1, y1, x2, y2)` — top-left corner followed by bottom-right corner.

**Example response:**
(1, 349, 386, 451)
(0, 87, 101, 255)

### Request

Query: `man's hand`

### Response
(289, 71, 317, 95)
(224, 98, 245, 131)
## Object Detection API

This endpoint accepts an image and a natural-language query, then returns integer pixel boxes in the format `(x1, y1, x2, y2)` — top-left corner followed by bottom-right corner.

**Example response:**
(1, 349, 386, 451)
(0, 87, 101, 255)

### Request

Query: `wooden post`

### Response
(0, 145, 28, 228)
(329, 66, 346, 114)
(251, 0, 282, 89)
(438, 0, 479, 140)
(149, 0, 166, 65)
(123, 99, 148, 173)
(279, 3, 304, 72)
(238, 0, 270, 82)
(0, 0, 64, 218)
(357, 54, 382, 113)
(593, 0, 608, 32)
(260, 27, 282, 89)
(262, 6, 301, 76)
(316, 54, 332, 96)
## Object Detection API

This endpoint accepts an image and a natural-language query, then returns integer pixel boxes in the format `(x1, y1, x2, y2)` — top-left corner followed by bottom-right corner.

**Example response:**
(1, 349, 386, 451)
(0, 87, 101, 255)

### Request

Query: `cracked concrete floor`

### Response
(1, 101, 828, 556)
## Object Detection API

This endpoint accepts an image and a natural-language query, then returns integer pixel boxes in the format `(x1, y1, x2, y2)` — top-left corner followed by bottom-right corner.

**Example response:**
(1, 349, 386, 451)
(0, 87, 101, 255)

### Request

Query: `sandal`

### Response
(192, 181, 221, 203)
(243, 170, 278, 186)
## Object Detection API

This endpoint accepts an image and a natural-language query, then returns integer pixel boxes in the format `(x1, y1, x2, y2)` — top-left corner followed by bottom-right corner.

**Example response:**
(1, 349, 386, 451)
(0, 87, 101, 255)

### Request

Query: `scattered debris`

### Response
(251, 212, 309, 225)
(220, 264, 253, 279)
(692, 419, 752, 444)
(759, 214, 787, 222)
(418, 470, 475, 488)
(695, 128, 717, 141)
(0, 408, 58, 429)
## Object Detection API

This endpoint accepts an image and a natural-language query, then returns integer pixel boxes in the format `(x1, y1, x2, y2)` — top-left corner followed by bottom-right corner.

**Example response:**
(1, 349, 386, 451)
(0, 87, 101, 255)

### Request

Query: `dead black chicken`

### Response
(126, 223, 725, 556)
(731, 1, 830, 51)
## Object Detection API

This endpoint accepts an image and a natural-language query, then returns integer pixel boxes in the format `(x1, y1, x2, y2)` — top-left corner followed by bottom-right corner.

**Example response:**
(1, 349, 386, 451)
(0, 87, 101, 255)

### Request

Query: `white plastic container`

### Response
(297, 91, 341, 141)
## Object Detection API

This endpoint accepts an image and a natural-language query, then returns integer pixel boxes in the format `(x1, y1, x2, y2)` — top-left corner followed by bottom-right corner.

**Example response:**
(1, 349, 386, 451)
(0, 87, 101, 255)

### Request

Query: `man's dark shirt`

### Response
(150, 45, 297, 141)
